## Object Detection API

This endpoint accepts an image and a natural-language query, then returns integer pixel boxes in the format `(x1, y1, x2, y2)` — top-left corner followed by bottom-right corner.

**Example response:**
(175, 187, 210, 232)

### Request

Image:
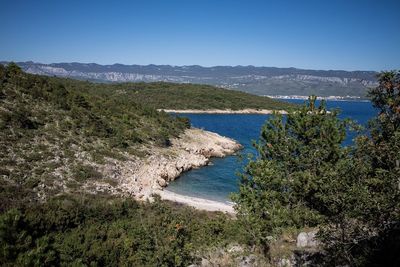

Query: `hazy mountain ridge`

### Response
(6, 61, 379, 98)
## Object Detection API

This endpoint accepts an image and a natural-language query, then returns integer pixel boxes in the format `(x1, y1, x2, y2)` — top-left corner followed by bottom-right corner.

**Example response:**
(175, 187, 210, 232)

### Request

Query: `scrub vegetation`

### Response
(1, 63, 399, 266)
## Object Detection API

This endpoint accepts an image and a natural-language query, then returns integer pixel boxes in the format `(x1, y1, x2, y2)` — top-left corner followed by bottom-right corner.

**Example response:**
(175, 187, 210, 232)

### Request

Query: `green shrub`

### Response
(0, 195, 242, 266)
(72, 164, 103, 182)
(176, 116, 191, 128)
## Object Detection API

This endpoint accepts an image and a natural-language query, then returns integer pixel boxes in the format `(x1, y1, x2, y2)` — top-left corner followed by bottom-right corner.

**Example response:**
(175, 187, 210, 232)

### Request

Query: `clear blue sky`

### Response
(1, 0, 399, 71)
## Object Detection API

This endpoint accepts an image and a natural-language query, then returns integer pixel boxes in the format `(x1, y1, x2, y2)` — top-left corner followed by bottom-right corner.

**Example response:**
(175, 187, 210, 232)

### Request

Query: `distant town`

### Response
(264, 95, 369, 101)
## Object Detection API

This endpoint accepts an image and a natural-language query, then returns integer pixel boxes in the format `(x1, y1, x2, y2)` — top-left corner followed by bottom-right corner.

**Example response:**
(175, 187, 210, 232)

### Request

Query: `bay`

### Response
(167, 100, 377, 203)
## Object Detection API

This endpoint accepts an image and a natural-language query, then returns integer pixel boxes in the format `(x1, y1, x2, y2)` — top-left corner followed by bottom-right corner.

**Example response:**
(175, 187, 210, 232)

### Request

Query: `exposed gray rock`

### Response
(81, 128, 242, 210)
(277, 257, 294, 267)
(200, 258, 212, 267)
(157, 178, 167, 187)
(227, 244, 244, 254)
(238, 254, 257, 267)
(296, 230, 319, 248)
(297, 232, 308, 248)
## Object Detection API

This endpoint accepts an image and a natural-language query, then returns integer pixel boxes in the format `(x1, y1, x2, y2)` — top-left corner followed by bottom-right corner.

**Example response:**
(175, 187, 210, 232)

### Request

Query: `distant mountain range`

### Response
(3, 61, 379, 99)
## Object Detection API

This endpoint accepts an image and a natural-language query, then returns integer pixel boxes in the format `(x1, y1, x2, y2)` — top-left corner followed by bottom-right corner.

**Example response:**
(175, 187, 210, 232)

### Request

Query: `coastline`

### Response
(157, 189, 235, 213)
(157, 108, 288, 114)
(88, 128, 242, 213)
(140, 128, 241, 213)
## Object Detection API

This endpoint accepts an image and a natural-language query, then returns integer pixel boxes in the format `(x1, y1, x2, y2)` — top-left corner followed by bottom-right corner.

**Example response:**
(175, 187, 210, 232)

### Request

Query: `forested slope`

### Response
(56, 79, 295, 111)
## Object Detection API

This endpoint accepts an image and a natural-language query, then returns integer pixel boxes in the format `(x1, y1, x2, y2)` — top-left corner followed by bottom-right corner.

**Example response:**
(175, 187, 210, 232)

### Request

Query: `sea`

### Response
(167, 100, 378, 203)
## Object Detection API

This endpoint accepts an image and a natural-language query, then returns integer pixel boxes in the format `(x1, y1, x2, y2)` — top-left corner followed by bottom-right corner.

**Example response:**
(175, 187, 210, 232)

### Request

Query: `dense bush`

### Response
(0, 195, 240, 267)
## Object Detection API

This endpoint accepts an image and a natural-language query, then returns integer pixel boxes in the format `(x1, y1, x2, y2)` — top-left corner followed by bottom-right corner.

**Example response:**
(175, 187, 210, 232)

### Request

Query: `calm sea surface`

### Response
(167, 100, 377, 203)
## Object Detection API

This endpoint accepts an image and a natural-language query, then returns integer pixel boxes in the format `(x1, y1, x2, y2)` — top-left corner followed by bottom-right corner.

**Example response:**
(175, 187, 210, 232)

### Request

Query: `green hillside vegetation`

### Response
(0, 194, 243, 266)
(0, 63, 275, 266)
(110, 82, 296, 110)
(0, 63, 292, 209)
(0, 63, 248, 266)
(0, 63, 189, 210)
(55, 79, 295, 111)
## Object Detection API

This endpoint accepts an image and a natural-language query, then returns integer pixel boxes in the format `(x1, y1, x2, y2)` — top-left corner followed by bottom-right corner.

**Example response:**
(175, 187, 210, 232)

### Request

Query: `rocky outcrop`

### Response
(296, 230, 319, 248)
(189, 244, 263, 267)
(135, 128, 242, 199)
(84, 128, 242, 203)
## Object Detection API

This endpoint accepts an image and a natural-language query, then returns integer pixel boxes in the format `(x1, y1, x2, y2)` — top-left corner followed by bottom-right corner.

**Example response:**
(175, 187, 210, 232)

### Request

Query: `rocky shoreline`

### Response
(158, 108, 288, 114)
(85, 128, 242, 212)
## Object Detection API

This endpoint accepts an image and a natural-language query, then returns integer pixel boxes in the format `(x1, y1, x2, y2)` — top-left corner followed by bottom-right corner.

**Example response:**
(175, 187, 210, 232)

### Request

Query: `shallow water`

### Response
(167, 100, 377, 202)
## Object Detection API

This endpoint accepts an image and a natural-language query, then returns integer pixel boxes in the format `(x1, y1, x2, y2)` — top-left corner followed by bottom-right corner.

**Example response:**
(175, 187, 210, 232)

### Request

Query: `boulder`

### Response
(296, 230, 319, 248)
(227, 244, 244, 254)
(297, 232, 308, 247)
(277, 257, 294, 267)
(157, 178, 167, 187)
(200, 258, 212, 267)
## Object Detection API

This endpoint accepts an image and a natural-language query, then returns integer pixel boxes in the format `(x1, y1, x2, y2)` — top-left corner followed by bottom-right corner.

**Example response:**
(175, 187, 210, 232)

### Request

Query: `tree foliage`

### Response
(234, 72, 400, 266)
(232, 96, 349, 254)
(319, 71, 400, 266)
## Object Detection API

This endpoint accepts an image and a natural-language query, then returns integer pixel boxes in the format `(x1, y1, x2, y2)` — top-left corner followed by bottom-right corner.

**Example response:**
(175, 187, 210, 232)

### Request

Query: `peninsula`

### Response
(158, 108, 288, 114)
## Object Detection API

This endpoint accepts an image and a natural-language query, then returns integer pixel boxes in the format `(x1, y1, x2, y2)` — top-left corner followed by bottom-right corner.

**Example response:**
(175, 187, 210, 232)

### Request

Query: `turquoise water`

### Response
(167, 100, 377, 203)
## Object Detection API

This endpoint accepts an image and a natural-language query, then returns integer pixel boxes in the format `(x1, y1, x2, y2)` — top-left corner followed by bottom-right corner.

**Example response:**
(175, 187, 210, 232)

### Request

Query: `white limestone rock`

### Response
(296, 230, 319, 248)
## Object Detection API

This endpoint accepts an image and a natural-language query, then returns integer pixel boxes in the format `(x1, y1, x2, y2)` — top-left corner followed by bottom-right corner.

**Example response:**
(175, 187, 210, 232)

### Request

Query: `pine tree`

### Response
(232, 96, 348, 254)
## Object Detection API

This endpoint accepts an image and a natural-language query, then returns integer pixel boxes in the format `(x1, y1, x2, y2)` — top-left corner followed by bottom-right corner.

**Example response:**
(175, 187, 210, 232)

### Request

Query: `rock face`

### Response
(296, 230, 319, 248)
(85, 128, 242, 202)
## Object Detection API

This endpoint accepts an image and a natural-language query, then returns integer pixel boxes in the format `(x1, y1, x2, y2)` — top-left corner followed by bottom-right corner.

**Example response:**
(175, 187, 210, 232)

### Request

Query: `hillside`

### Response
(1, 63, 291, 208)
(0, 64, 189, 208)
(0, 63, 260, 266)
(58, 80, 295, 111)
(9, 61, 379, 99)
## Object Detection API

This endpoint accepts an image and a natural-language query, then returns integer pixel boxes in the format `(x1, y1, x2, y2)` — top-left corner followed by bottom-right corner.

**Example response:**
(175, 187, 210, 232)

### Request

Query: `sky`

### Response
(1, 0, 399, 71)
